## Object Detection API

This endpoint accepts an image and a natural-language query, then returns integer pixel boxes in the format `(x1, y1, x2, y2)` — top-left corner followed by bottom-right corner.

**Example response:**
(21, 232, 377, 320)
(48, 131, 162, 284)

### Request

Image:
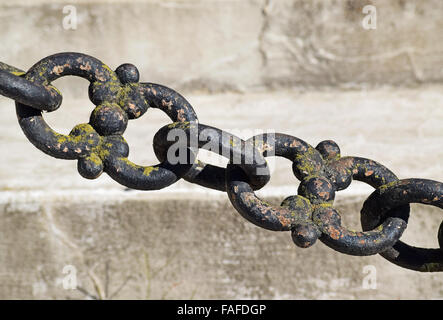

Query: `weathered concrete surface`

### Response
(1, 193, 442, 299)
(1, 0, 443, 300)
(0, 86, 442, 299)
(1, 86, 442, 192)
(1, 0, 443, 93)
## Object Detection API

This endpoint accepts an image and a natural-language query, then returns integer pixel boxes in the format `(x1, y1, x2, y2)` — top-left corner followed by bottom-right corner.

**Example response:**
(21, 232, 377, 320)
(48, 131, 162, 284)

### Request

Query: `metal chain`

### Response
(0, 52, 442, 272)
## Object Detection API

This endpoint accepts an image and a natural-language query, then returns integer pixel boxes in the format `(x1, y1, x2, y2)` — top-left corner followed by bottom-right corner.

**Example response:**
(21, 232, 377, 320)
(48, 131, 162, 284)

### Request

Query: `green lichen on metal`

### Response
(313, 202, 334, 209)
(84, 153, 102, 166)
(294, 147, 320, 177)
(101, 63, 119, 82)
(11, 71, 25, 76)
(312, 211, 326, 228)
(167, 121, 191, 130)
(65, 123, 98, 146)
(0, 61, 25, 75)
(143, 166, 159, 176)
(378, 180, 400, 193)
(117, 158, 159, 177)
(422, 263, 442, 272)
(281, 195, 313, 220)
(49, 84, 62, 96)
(117, 85, 130, 106)
(93, 143, 110, 161)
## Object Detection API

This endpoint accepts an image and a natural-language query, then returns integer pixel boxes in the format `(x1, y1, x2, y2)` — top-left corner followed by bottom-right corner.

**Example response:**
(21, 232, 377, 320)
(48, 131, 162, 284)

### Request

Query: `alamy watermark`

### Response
(362, 265, 377, 289)
(164, 124, 276, 176)
(62, 5, 78, 30)
(62, 264, 78, 290)
(362, 5, 377, 30)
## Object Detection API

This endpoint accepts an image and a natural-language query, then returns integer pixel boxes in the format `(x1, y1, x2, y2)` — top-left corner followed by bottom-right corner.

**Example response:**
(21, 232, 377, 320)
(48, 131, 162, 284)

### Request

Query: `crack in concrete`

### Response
(43, 206, 79, 251)
(258, 0, 271, 68)
(42, 205, 108, 299)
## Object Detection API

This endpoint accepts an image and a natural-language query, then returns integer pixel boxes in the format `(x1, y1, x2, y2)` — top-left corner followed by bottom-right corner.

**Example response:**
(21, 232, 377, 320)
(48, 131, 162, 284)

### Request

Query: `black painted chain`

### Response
(0, 52, 442, 272)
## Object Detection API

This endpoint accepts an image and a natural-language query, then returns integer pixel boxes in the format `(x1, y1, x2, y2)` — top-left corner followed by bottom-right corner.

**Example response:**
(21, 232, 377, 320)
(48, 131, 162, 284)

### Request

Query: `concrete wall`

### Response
(1, 193, 442, 299)
(1, 88, 442, 299)
(1, 0, 443, 94)
(0, 0, 442, 299)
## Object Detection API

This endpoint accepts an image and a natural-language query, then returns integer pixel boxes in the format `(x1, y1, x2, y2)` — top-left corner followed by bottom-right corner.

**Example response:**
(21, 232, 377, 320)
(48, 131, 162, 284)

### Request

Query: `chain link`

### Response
(1, 52, 442, 272)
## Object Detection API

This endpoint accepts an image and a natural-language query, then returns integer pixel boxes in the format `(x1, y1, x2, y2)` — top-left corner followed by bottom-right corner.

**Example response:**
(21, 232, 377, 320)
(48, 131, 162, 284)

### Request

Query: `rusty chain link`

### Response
(0, 52, 442, 272)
